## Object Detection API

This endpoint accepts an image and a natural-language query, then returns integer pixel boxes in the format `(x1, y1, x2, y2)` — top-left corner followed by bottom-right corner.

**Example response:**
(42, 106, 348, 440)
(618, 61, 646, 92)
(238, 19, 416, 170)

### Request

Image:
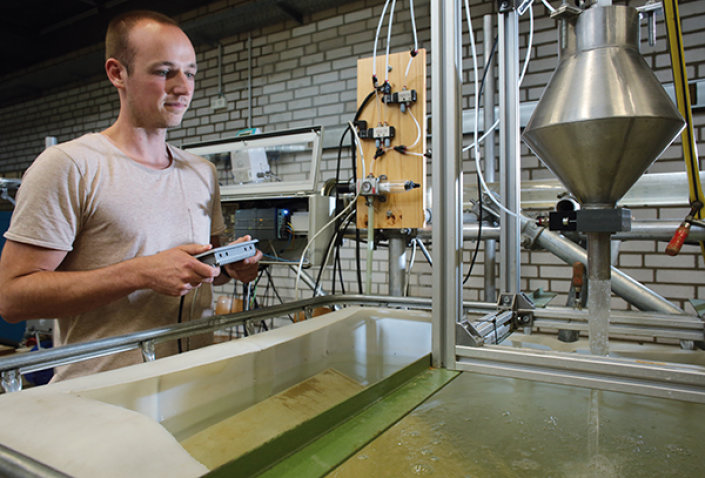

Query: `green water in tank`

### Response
(330, 371, 704, 477)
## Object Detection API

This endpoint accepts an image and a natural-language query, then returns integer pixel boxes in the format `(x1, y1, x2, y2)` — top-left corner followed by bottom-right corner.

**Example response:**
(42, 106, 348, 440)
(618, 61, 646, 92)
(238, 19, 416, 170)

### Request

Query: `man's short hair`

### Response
(105, 10, 178, 73)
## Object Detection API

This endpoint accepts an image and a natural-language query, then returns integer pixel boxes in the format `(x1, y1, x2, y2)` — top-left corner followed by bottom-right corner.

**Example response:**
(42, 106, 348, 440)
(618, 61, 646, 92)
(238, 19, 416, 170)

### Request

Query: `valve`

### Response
(358, 175, 421, 202)
(666, 201, 703, 256)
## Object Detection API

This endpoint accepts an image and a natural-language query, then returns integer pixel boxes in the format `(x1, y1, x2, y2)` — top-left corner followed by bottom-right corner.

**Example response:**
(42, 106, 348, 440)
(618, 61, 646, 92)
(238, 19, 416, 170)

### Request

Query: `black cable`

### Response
(252, 266, 266, 292)
(312, 210, 355, 298)
(333, 211, 357, 295)
(478, 34, 498, 103)
(332, 241, 337, 295)
(336, 246, 346, 294)
(351, 91, 376, 294)
(355, 210, 363, 293)
(314, 108, 369, 302)
(313, 226, 340, 299)
(463, 33, 498, 286)
(261, 267, 272, 308)
(334, 90, 376, 204)
(351, 125, 364, 294)
(264, 265, 295, 322)
(177, 295, 185, 353)
(464, 173, 483, 285)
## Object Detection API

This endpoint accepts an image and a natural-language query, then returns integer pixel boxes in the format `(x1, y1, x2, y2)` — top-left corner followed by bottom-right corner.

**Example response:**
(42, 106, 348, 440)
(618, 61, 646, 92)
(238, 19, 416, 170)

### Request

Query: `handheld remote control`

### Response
(195, 239, 259, 267)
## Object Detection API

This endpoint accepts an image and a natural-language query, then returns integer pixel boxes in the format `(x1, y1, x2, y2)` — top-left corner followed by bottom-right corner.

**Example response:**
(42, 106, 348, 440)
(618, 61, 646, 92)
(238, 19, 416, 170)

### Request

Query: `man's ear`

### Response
(105, 58, 127, 89)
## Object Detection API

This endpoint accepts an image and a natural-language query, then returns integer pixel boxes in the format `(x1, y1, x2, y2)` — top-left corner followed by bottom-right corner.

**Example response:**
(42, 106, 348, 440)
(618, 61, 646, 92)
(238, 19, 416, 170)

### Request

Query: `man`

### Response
(0, 11, 262, 381)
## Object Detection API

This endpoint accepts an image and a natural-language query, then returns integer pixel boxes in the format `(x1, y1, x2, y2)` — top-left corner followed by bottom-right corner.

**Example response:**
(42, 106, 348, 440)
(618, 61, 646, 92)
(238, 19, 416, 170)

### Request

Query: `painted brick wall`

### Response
(0, 0, 703, 315)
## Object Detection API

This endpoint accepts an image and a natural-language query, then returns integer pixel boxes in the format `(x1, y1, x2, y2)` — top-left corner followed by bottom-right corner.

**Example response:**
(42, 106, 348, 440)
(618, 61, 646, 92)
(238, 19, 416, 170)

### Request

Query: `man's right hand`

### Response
(136, 243, 220, 296)
(0, 241, 222, 322)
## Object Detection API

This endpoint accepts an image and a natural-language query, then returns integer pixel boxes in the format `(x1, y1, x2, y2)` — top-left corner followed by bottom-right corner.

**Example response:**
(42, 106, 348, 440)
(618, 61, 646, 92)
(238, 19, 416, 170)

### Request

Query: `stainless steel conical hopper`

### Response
(522, 4, 685, 356)
(523, 5, 684, 208)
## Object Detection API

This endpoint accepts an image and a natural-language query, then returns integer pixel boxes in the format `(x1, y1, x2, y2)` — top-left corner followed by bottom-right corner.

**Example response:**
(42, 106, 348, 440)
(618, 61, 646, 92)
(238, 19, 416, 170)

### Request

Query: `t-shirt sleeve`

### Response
(4, 147, 83, 251)
(209, 165, 226, 238)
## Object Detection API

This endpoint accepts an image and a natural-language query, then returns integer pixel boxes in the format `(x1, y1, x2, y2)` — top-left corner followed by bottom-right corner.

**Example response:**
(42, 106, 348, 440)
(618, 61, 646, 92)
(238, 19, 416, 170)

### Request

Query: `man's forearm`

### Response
(0, 242, 219, 323)
(0, 259, 144, 322)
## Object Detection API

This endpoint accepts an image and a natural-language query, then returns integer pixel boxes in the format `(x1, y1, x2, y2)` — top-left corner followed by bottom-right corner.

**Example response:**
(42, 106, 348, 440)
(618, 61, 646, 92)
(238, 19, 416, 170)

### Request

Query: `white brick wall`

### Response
(0, 0, 703, 312)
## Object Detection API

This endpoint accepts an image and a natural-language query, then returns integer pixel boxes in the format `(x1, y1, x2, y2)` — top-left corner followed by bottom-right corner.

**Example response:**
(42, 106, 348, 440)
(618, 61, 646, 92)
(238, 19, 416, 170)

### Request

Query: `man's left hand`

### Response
(222, 235, 263, 283)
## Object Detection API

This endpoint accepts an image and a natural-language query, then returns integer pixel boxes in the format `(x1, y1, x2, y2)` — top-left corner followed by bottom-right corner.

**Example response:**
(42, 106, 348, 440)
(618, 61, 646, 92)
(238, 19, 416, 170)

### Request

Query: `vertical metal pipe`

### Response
(388, 233, 407, 297)
(483, 14, 497, 303)
(498, 10, 522, 294)
(587, 231, 612, 355)
(523, 221, 683, 314)
(366, 200, 375, 295)
(431, 0, 463, 368)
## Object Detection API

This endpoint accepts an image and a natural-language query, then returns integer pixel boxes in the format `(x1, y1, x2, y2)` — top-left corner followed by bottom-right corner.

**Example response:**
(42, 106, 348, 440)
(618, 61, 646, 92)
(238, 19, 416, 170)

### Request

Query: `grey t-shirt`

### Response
(5, 133, 226, 380)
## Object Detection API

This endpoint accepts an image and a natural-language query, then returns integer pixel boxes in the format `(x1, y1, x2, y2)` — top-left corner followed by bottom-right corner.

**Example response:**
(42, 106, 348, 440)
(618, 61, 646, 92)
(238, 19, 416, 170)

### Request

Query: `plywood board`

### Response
(356, 49, 427, 229)
(180, 368, 363, 470)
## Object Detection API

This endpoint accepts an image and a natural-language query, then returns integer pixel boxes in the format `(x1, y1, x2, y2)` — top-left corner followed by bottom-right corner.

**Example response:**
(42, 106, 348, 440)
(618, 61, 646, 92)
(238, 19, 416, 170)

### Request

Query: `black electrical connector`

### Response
(355, 121, 395, 147)
(383, 89, 417, 105)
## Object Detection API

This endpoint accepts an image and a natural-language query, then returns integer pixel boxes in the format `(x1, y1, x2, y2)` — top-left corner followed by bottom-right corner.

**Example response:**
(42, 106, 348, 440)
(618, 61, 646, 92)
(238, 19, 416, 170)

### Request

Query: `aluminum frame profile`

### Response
(498, 8, 522, 294)
(430, 0, 463, 368)
(455, 344, 705, 403)
(529, 307, 704, 342)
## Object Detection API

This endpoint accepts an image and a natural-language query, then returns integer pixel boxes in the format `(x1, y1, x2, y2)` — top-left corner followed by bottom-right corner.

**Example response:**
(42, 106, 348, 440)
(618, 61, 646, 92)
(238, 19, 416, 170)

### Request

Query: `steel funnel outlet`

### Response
(523, 5, 685, 208)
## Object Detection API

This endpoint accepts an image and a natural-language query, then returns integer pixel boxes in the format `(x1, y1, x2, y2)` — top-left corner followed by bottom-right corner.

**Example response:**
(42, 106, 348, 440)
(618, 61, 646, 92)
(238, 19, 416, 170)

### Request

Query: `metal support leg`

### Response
(483, 14, 497, 303)
(140, 340, 156, 362)
(498, 10, 522, 295)
(388, 233, 408, 297)
(431, 0, 463, 368)
(1, 369, 21, 393)
(587, 231, 612, 355)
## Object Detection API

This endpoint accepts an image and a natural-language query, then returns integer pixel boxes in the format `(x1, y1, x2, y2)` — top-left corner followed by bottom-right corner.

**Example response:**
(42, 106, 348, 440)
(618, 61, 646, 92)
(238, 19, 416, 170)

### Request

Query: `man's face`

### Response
(122, 21, 197, 129)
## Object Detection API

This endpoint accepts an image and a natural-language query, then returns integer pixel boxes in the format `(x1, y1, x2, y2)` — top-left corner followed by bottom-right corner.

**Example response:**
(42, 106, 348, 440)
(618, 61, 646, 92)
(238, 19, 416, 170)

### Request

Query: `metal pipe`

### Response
(1, 288, 698, 387)
(431, 0, 464, 368)
(366, 200, 375, 295)
(287, 265, 326, 296)
(498, 9, 522, 294)
(415, 237, 433, 266)
(614, 221, 705, 241)
(458, 221, 705, 242)
(392, 220, 705, 242)
(483, 14, 497, 303)
(531, 305, 699, 325)
(388, 233, 407, 296)
(524, 220, 683, 314)
(0, 295, 496, 385)
(527, 306, 703, 342)
(0, 444, 71, 478)
(587, 231, 612, 355)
